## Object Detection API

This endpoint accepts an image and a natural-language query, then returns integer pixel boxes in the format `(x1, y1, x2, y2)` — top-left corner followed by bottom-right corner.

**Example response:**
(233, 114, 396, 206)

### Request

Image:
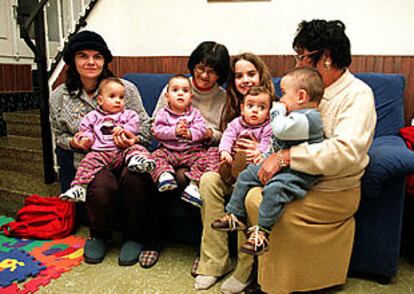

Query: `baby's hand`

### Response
(181, 129, 192, 140)
(178, 119, 188, 128)
(113, 126, 124, 136)
(176, 125, 185, 137)
(220, 151, 233, 164)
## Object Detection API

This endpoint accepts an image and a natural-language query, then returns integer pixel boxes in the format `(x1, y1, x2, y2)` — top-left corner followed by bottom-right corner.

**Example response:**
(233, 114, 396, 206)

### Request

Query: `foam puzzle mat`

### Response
(0, 216, 85, 293)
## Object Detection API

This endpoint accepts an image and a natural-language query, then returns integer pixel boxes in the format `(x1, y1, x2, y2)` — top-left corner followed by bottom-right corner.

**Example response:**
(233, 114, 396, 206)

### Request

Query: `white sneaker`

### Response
(59, 185, 86, 202)
(220, 275, 250, 294)
(194, 275, 218, 290)
(157, 172, 177, 192)
(128, 155, 156, 173)
(182, 182, 203, 207)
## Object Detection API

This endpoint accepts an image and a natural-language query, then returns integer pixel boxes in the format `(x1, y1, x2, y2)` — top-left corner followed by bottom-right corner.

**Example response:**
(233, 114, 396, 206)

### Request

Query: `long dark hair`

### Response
(220, 53, 274, 131)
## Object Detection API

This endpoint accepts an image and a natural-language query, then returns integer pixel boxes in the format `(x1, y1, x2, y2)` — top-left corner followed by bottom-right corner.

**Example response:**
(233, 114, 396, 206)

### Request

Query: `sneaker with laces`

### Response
(240, 225, 270, 256)
(157, 172, 178, 192)
(211, 213, 247, 231)
(128, 155, 156, 173)
(181, 182, 203, 207)
(59, 185, 86, 202)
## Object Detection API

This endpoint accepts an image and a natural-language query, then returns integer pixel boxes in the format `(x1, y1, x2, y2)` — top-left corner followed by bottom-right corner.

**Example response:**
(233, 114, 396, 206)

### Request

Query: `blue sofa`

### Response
(123, 72, 414, 284)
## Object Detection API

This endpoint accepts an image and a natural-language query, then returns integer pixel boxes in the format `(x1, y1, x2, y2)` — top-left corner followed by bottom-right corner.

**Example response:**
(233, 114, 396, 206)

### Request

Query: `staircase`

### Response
(0, 110, 60, 217)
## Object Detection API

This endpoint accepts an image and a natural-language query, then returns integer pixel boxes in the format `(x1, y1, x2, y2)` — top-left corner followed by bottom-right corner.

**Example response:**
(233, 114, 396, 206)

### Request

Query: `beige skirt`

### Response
(245, 186, 360, 294)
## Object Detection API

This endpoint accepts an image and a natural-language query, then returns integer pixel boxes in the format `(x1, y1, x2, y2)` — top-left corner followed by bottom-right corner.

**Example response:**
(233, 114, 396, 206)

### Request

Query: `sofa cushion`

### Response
(362, 135, 414, 199)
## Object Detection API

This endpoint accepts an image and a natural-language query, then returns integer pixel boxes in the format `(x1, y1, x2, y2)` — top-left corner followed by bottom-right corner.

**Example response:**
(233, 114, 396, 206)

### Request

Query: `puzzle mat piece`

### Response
(0, 249, 45, 288)
(19, 267, 65, 294)
(0, 216, 14, 227)
(0, 267, 65, 294)
(0, 282, 19, 294)
(31, 235, 85, 270)
(0, 237, 46, 253)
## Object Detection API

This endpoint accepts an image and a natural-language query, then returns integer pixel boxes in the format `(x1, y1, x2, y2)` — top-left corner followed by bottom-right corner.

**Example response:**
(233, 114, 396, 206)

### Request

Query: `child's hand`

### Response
(273, 101, 289, 113)
(176, 120, 190, 138)
(181, 129, 192, 139)
(253, 154, 265, 165)
(112, 126, 124, 136)
(176, 124, 186, 137)
(220, 151, 233, 164)
(178, 119, 188, 128)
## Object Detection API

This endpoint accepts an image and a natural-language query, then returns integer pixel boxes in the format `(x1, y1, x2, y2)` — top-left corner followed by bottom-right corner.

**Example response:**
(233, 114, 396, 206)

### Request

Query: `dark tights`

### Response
(56, 147, 162, 248)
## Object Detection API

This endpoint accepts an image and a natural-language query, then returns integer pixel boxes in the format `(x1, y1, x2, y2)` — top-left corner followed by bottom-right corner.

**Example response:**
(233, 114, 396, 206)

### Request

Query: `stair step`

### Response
(0, 136, 44, 175)
(0, 169, 61, 216)
(3, 110, 42, 138)
(3, 110, 41, 124)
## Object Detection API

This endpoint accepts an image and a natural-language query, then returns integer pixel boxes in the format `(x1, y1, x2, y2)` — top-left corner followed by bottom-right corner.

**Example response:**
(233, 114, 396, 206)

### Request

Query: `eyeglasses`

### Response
(294, 50, 319, 62)
(194, 64, 217, 76)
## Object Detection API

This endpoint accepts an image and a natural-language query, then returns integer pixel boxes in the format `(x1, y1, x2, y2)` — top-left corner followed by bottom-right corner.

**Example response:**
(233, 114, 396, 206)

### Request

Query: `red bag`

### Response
(400, 126, 414, 195)
(1, 194, 75, 239)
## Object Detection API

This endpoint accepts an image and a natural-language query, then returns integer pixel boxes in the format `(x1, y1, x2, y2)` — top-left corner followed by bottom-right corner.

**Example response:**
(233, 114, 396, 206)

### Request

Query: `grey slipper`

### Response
(119, 240, 143, 266)
(84, 237, 106, 264)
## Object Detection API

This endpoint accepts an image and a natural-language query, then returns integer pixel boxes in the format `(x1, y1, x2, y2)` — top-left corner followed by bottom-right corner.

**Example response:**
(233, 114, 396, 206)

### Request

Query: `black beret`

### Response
(63, 30, 113, 64)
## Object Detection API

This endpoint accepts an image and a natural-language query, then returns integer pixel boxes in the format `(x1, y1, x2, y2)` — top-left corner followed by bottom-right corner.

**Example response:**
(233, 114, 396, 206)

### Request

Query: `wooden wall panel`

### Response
(109, 56, 189, 76)
(0, 64, 32, 92)
(54, 55, 414, 125)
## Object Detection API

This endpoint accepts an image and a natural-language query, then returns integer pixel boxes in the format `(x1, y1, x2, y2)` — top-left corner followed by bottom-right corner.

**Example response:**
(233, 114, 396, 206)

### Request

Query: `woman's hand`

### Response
(258, 153, 282, 185)
(70, 132, 92, 151)
(253, 153, 265, 165)
(234, 133, 259, 152)
(114, 129, 137, 149)
(202, 128, 213, 142)
(245, 149, 261, 163)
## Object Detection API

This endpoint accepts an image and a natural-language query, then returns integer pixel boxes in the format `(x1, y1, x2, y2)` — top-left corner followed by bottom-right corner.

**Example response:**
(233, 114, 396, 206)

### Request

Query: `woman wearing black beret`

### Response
(50, 30, 160, 267)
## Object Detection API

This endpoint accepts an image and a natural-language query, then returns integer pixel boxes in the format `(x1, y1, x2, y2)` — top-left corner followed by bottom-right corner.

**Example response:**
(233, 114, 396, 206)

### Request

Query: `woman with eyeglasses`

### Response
(150, 41, 231, 269)
(154, 41, 230, 145)
(244, 19, 377, 293)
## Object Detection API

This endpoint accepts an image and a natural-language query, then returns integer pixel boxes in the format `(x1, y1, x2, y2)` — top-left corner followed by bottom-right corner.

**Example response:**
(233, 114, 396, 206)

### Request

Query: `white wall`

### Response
(0, 0, 34, 64)
(85, 0, 414, 56)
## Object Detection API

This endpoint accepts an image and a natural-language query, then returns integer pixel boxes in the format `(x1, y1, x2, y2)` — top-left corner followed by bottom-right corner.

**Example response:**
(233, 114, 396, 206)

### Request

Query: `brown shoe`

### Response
(231, 150, 248, 179)
(219, 161, 236, 185)
(240, 226, 270, 256)
(211, 213, 247, 232)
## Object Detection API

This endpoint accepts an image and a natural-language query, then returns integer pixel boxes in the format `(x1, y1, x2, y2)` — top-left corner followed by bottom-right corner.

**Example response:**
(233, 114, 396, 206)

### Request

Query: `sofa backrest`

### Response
(123, 73, 174, 116)
(355, 73, 405, 137)
(124, 72, 405, 138)
(272, 73, 405, 138)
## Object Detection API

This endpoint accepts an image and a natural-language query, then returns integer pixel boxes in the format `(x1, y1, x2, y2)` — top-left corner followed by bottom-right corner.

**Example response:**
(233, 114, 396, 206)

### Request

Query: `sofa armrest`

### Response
(362, 135, 414, 198)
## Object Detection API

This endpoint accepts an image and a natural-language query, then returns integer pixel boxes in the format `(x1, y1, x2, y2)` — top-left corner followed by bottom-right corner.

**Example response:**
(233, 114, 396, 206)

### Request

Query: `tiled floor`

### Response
(38, 228, 414, 294)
